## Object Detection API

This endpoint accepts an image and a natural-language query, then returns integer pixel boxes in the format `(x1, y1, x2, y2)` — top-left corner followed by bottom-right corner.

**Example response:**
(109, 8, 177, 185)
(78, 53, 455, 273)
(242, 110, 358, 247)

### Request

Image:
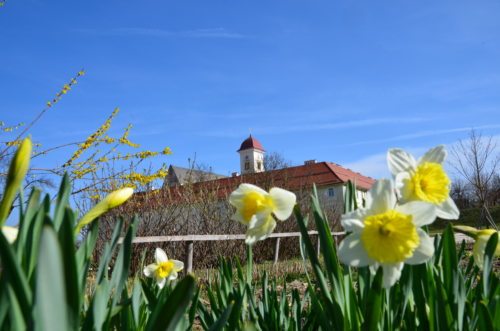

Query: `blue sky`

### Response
(1, 0, 500, 180)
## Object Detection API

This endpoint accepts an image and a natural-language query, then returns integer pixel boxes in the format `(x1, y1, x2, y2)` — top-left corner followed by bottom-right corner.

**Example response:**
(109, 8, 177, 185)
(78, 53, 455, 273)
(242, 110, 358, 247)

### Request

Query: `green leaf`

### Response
(95, 218, 124, 283)
(145, 275, 196, 331)
(362, 267, 383, 331)
(36, 225, 70, 331)
(109, 217, 138, 306)
(53, 173, 71, 231)
(482, 232, 498, 299)
(131, 279, 143, 328)
(476, 301, 494, 331)
(441, 224, 457, 299)
(15, 188, 40, 262)
(0, 229, 31, 323)
(58, 207, 80, 329)
(344, 180, 358, 213)
(6, 284, 26, 331)
(75, 220, 99, 294)
(208, 301, 234, 331)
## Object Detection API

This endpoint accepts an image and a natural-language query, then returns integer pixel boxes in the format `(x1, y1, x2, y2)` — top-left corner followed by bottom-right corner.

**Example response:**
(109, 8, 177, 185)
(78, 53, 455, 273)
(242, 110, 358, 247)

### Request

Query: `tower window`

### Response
(328, 188, 335, 197)
(245, 162, 250, 170)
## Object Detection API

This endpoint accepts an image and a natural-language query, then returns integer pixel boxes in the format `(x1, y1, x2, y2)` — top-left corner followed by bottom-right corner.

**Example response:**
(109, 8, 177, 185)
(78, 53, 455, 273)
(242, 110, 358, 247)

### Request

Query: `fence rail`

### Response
(123, 231, 346, 273)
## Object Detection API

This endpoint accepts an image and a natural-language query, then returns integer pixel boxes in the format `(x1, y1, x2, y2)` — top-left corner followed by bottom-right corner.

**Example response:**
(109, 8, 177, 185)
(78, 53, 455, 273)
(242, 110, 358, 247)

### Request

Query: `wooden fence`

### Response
(124, 231, 346, 273)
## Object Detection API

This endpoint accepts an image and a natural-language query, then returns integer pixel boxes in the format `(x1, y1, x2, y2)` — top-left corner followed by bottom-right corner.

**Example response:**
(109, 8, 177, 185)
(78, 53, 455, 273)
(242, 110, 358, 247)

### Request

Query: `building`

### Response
(161, 135, 375, 207)
(164, 165, 226, 188)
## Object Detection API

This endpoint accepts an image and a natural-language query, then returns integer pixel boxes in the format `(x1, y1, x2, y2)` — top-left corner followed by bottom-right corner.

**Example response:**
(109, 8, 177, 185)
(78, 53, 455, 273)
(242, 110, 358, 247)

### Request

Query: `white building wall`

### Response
(239, 149, 265, 174)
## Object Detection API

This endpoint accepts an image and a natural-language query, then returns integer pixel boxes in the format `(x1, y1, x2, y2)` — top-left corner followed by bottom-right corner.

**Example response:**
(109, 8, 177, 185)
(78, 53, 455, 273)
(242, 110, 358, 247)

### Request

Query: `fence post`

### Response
(273, 237, 281, 266)
(185, 241, 193, 274)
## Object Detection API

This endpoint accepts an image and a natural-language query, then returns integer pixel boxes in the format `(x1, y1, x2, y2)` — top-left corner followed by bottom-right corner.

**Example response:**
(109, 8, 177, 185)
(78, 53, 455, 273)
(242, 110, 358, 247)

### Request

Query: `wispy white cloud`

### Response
(347, 124, 500, 146)
(75, 27, 247, 39)
(199, 117, 433, 138)
(343, 153, 389, 179)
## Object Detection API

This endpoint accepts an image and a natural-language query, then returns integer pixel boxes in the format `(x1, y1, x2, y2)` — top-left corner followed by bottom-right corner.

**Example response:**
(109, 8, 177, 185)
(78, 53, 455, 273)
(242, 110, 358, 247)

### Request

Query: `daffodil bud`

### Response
(74, 187, 133, 234)
(0, 138, 32, 225)
(453, 225, 480, 239)
(473, 229, 500, 269)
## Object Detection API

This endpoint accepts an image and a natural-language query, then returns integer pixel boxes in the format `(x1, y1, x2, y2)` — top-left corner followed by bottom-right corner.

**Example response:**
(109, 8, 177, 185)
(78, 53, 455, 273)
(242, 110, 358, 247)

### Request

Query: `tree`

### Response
(1, 70, 171, 216)
(263, 151, 291, 171)
(450, 129, 499, 228)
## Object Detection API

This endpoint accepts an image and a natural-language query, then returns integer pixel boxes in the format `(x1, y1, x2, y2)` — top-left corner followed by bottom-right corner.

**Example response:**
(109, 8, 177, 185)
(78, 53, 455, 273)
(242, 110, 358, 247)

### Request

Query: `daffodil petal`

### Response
(405, 230, 434, 265)
(338, 234, 374, 267)
(231, 211, 247, 224)
(269, 187, 296, 221)
(473, 236, 489, 269)
(436, 197, 460, 220)
(396, 201, 437, 227)
(157, 277, 167, 289)
(173, 260, 184, 272)
(419, 145, 446, 164)
(387, 148, 417, 175)
(143, 264, 158, 277)
(366, 179, 395, 215)
(394, 172, 410, 201)
(230, 184, 268, 203)
(155, 247, 168, 263)
(2, 226, 18, 244)
(382, 263, 404, 288)
(341, 210, 365, 233)
(245, 216, 276, 245)
(229, 184, 262, 213)
(168, 271, 178, 281)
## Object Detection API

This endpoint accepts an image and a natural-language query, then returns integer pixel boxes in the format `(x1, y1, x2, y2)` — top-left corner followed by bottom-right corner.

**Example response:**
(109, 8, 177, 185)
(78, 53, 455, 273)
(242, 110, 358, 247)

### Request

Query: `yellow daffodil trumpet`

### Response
(338, 179, 438, 288)
(0, 138, 32, 225)
(229, 184, 296, 245)
(74, 187, 134, 234)
(143, 248, 184, 288)
(387, 145, 459, 220)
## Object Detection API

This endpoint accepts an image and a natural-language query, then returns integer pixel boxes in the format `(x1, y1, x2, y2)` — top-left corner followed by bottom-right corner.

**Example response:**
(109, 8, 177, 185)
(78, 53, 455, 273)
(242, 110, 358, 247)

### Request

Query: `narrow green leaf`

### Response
(146, 275, 196, 331)
(36, 225, 70, 331)
(0, 230, 31, 322)
(58, 207, 80, 329)
(482, 232, 498, 299)
(362, 267, 383, 331)
(477, 301, 494, 331)
(208, 301, 234, 331)
(53, 173, 71, 230)
(6, 285, 26, 331)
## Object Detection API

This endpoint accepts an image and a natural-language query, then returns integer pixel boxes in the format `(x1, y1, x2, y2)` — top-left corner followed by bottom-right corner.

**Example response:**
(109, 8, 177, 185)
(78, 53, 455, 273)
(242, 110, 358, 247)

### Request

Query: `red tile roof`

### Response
(130, 161, 375, 206)
(237, 135, 265, 152)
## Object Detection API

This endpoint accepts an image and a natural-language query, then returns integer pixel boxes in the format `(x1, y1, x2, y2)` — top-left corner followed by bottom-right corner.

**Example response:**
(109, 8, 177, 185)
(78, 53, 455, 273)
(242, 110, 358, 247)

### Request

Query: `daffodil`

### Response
(0, 137, 32, 225)
(387, 145, 459, 220)
(338, 179, 437, 288)
(229, 184, 296, 245)
(143, 248, 184, 289)
(454, 225, 500, 269)
(1, 226, 18, 243)
(74, 187, 134, 234)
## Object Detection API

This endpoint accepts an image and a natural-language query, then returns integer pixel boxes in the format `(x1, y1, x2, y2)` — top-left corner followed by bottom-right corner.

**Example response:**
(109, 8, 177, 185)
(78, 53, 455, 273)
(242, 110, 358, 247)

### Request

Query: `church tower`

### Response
(237, 135, 265, 174)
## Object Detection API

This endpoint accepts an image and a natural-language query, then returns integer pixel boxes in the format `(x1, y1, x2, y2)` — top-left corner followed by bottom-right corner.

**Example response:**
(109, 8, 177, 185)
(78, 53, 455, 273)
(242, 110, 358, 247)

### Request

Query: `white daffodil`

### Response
(143, 248, 184, 289)
(338, 179, 437, 288)
(229, 184, 296, 245)
(2, 226, 18, 243)
(454, 225, 500, 269)
(387, 145, 459, 220)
